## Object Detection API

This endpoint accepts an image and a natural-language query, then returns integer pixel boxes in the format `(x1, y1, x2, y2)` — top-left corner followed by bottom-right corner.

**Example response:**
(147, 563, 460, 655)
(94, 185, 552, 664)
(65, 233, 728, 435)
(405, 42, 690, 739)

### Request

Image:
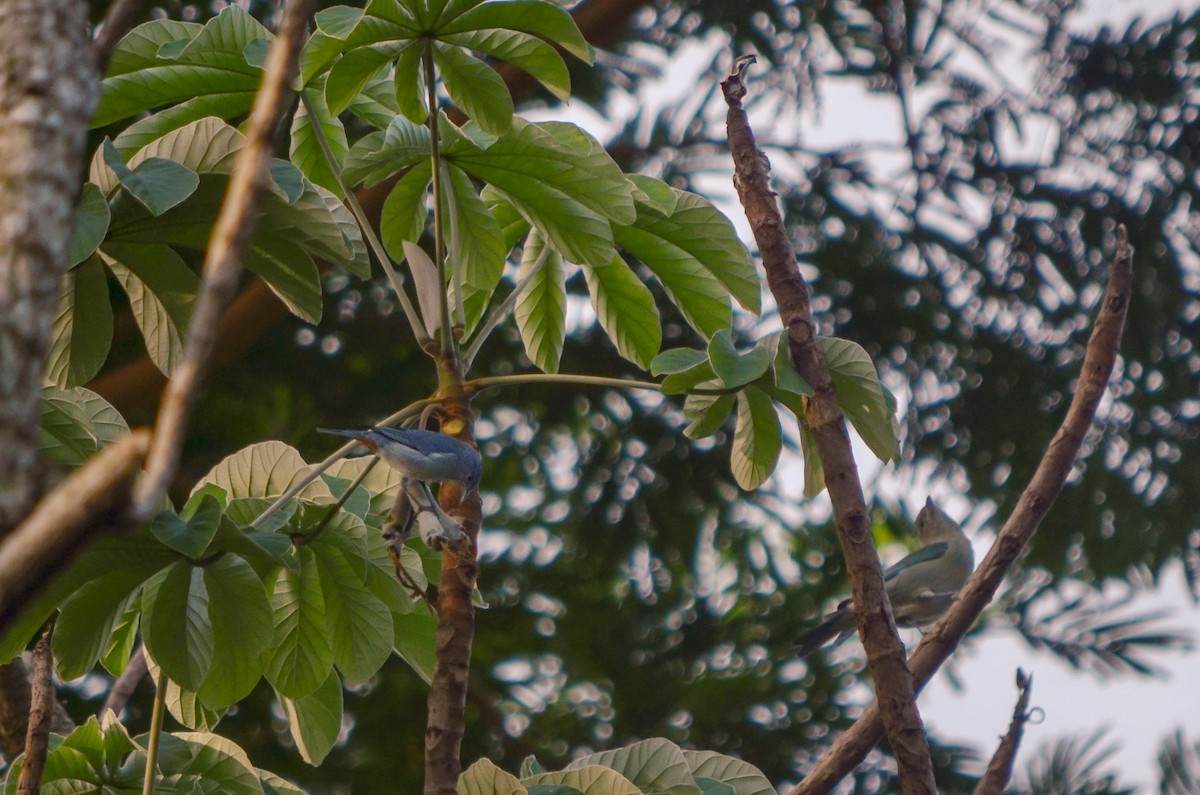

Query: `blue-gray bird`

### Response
(795, 497, 974, 658)
(318, 427, 482, 490)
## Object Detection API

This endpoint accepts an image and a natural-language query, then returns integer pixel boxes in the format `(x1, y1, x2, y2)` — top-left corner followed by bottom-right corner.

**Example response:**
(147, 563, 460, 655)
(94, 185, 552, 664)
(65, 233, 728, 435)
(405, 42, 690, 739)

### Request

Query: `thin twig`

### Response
(722, 56, 936, 793)
(14, 632, 53, 795)
(132, 0, 317, 522)
(92, 0, 144, 74)
(791, 228, 1132, 793)
(973, 670, 1035, 795)
(0, 431, 150, 634)
(103, 645, 148, 719)
(297, 90, 431, 348)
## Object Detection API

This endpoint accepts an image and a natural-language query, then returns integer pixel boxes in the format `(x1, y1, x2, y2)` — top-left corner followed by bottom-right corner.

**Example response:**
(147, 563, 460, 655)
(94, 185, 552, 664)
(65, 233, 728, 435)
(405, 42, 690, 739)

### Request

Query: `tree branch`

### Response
(424, 358, 483, 795)
(92, 0, 144, 75)
(0, 430, 150, 634)
(131, 0, 316, 521)
(721, 57, 937, 793)
(973, 670, 1035, 795)
(791, 227, 1133, 793)
(14, 633, 53, 795)
(102, 645, 147, 719)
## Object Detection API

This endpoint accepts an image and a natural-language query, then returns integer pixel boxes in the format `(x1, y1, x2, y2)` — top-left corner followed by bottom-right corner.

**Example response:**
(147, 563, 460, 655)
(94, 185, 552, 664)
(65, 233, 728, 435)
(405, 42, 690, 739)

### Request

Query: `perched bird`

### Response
(795, 497, 974, 658)
(319, 427, 482, 490)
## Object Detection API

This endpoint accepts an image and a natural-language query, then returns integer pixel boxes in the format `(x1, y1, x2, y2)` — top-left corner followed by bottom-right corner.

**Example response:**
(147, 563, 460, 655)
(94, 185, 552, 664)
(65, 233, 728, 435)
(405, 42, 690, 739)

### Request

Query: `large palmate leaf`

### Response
(94, 8, 269, 145)
(321, 0, 592, 134)
(71, 117, 368, 378)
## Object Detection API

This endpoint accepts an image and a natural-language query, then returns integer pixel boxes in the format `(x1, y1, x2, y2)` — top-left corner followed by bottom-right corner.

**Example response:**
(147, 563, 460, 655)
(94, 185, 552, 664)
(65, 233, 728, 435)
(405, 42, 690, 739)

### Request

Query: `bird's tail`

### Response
(794, 608, 855, 658)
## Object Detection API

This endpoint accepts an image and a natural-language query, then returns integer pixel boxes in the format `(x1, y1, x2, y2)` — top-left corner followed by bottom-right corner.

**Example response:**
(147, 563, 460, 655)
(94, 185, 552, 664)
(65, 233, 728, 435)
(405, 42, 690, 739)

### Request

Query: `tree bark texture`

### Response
(0, 0, 97, 536)
(424, 356, 484, 795)
(721, 59, 938, 795)
(791, 230, 1132, 793)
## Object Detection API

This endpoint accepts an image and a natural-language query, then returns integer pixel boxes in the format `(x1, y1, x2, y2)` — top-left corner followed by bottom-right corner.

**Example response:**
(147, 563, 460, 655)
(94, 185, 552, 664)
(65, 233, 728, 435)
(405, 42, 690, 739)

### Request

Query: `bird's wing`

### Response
(882, 542, 948, 582)
(373, 426, 442, 452)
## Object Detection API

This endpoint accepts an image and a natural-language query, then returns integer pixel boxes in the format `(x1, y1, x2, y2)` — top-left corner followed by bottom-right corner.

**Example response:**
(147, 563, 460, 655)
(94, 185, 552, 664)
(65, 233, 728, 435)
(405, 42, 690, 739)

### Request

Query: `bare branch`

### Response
(0, 430, 150, 634)
(792, 227, 1133, 793)
(15, 633, 53, 795)
(722, 57, 936, 793)
(131, 0, 317, 521)
(102, 645, 147, 719)
(92, 0, 144, 75)
(973, 670, 1035, 795)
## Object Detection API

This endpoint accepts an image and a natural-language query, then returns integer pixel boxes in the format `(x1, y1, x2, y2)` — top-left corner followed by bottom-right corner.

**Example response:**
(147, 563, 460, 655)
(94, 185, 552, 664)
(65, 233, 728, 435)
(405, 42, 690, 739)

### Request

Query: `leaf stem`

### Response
(464, 373, 662, 393)
(297, 90, 431, 350)
(141, 674, 166, 795)
(422, 44, 454, 358)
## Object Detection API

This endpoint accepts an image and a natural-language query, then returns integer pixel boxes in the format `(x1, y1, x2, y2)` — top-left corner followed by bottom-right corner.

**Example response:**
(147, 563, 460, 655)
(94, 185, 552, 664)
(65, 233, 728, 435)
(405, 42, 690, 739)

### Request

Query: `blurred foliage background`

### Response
(67, 0, 1200, 792)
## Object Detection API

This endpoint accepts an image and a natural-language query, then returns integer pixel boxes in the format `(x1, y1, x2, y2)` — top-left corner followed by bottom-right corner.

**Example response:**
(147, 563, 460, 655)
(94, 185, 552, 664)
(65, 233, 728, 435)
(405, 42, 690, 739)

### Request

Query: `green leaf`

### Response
(279, 671, 343, 766)
(650, 348, 708, 376)
(392, 608, 437, 685)
(445, 163, 506, 295)
(245, 237, 324, 324)
(39, 386, 129, 467)
(265, 547, 334, 700)
(567, 739, 700, 794)
(514, 230, 566, 373)
(326, 42, 406, 116)
(450, 120, 631, 268)
(683, 393, 735, 440)
(198, 555, 273, 709)
(771, 332, 813, 399)
(819, 336, 900, 463)
(100, 243, 198, 377)
(324, 457, 405, 528)
(629, 188, 760, 314)
(145, 651, 227, 731)
(45, 256, 113, 388)
(291, 83, 349, 197)
(798, 408, 825, 498)
(343, 116, 431, 187)
(153, 731, 264, 795)
(53, 575, 142, 681)
(100, 599, 142, 676)
(312, 536, 394, 682)
(149, 498, 219, 559)
(69, 183, 111, 267)
(434, 41, 514, 135)
(104, 140, 200, 216)
(141, 560, 213, 691)
(660, 365, 717, 396)
(381, 161, 432, 262)
(730, 386, 782, 490)
(441, 1, 593, 64)
(682, 750, 775, 795)
(93, 8, 267, 128)
(523, 767, 640, 795)
(444, 28, 570, 101)
(581, 254, 661, 369)
(194, 441, 334, 504)
(708, 329, 771, 389)
(459, 758, 526, 795)
(614, 222, 731, 340)
(392, 40, 428, 124)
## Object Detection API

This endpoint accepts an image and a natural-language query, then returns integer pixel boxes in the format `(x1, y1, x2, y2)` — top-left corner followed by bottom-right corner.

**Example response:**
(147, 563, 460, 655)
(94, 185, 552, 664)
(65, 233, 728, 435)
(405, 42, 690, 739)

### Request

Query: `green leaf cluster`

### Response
(10, 409, 438, 771)
(459, 738, 775, 795)
(3, 714, 305, 795)
(652, 332, 899, 492)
